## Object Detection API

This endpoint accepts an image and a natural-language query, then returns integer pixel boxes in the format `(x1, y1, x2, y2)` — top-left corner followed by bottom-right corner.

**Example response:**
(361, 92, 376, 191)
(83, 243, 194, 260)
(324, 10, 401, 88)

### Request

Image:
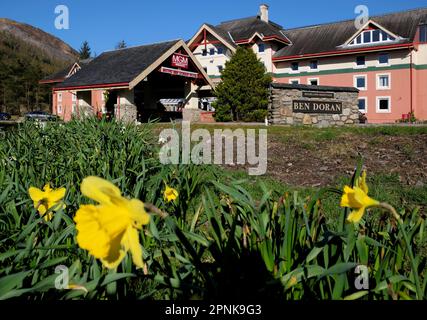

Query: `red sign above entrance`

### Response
(160, 66, 199, 78)
(171, 53, 189, 69)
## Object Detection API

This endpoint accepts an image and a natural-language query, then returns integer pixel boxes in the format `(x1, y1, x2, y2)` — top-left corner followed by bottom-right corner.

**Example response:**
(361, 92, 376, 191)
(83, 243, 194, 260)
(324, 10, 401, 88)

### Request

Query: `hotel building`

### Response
(42, 5, 427, 123)
(188, 5, 427, 123)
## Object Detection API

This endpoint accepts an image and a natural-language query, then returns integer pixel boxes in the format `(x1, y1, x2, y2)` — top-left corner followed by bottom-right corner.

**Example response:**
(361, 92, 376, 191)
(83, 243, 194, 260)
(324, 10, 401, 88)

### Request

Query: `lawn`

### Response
(0, 119, 426, 300)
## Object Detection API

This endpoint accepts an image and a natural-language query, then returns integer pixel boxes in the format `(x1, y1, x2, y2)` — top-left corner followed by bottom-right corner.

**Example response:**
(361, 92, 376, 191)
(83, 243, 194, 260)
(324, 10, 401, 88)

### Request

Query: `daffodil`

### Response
(28, 184, 66, 221)
(341, 171, 379, 223)
(74, 177, 150, 269)
(164, 185, 178, 203)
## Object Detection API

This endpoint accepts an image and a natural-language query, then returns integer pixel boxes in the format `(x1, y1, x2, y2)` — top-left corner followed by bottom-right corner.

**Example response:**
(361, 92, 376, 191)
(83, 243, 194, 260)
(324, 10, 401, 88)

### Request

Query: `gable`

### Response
(344, 21, 402, 47)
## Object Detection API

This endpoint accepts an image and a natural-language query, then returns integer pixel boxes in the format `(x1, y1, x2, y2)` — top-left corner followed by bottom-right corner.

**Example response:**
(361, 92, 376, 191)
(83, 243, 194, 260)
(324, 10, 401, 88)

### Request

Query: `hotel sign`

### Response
(302, 91, 335, 99)
(171, 53, 189, 69)
(160, 66, 198, 78)
(293, 100, 343, 114)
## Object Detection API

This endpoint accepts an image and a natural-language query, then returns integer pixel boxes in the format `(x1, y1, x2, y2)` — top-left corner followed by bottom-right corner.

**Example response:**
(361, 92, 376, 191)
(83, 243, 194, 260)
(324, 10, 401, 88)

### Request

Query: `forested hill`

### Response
(0, 18, 78, 115)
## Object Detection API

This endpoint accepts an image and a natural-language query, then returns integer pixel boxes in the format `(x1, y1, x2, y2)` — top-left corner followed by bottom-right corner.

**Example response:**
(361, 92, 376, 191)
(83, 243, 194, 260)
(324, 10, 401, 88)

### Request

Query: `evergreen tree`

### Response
(79, 41, 91, 59)
(115, 40, 127, 49)
(213, 47, 272, 122)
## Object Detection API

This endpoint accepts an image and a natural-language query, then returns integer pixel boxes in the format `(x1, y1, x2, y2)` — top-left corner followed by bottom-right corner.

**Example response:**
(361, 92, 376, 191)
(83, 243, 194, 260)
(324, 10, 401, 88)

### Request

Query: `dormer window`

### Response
(349, 29, 396, 46)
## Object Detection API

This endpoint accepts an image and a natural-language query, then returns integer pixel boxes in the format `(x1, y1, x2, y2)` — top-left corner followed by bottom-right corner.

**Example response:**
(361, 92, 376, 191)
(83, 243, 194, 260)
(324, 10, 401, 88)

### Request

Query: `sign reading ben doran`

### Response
(293, 100, 343, 114)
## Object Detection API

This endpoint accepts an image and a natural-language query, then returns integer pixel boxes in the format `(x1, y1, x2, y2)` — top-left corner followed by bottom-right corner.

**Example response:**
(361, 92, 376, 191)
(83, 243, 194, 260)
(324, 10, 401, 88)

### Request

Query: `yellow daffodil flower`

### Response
(341, 171, 379, 223)
(164, 185, 178, 203)
(28, 184, 66, 221)
(74, 177, 150, 270)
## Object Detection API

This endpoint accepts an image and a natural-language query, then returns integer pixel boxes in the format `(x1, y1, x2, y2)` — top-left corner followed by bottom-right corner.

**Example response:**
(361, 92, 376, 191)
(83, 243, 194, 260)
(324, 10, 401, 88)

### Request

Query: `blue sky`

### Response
(1, 0, 426, 54)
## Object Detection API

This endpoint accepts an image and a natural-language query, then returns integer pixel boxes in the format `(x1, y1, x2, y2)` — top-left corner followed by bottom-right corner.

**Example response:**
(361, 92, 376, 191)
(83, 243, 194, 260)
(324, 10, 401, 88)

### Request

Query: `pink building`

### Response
(188, 5, 427, 123)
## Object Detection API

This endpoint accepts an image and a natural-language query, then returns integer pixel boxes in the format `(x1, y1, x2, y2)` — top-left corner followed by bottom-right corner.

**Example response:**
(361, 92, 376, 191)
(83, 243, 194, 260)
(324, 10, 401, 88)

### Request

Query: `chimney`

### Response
(259, 4, 269, 23)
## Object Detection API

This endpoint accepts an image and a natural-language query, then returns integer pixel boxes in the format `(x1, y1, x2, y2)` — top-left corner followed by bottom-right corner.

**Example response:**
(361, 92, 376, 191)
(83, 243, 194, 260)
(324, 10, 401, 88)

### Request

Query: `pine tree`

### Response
(79, 41, 91, 59)
(213, 47, 272, 122)
(115, 40, 127, 49)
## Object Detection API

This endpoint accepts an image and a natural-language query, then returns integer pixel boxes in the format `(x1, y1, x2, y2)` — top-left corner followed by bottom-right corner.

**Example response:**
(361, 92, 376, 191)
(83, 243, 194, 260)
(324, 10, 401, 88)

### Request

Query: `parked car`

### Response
(24, 111, 58, 122)
(0, 112, 11, 121)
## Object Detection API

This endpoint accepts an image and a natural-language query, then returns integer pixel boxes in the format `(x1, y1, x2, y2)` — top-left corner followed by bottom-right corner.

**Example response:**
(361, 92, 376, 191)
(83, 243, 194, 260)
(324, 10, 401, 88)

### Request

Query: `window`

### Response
(57, 92, 62, 102)
(377, 74, 391, 90)
(57, 104, 62, 114)
(218, 47, 224, 55)
(377, 97, 391, 113)
(72, 92, 77, 102)
(372, 29, 381, 42)
(378, 53, 389, 65)
(308, 78, 319, 86)
(289, 79, 300, 85)
(209, 48, 215, 55)
(420, 24, 427, 43)
(291, 62, 299, 72)
(349, 29, 396, 45)
(72, 103, 77, 114)
(356, 56, 366, 67)
(218, 65, 223, 73)
(310, 60, 318, 70)
(354, 75, 367, 90)
(258, 43, 265, 53)
(358, 98, 367, 113)
(202, 49, 207, 56)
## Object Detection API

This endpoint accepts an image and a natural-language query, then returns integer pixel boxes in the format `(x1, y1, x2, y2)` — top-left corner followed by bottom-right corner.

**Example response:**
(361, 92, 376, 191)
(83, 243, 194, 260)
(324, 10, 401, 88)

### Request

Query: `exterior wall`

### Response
(413, 44, 427, 120)
(115, 89, 137, 123)
(273, 49, 422, 123)
(52, 89, 106, 121)
(192, 34, 232, 79)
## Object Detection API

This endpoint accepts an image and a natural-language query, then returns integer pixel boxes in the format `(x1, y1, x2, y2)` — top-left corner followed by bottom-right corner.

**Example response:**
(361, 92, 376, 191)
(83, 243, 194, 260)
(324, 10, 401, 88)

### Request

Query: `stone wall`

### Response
(115, 103, 137, 123)
(269, 83, 360, 127)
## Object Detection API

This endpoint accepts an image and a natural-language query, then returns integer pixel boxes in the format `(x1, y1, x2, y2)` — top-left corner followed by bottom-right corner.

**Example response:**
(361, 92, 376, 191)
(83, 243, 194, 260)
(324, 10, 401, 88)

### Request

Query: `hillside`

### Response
(0, 18, 79, 115)
(0, 18, 77, 63)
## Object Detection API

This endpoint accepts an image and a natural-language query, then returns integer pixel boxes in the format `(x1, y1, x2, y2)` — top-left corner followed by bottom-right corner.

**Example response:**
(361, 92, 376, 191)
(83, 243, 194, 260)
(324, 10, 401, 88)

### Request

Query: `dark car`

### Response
(0, 112, 11, 121)
(25, 111, 58, 122)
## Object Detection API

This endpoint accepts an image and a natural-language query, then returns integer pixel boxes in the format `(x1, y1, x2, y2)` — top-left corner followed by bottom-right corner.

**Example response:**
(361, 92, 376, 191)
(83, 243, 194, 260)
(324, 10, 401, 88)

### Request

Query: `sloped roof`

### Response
(56, 40, 180, 88)
(274, 7, 427, 59)
(215, 16, 288, 43)
(40, 59, 92, 83)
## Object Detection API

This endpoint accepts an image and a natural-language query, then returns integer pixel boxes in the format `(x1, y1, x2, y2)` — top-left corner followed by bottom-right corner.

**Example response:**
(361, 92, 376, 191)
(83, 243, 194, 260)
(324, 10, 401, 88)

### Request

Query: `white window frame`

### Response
(358, 97, 368, 113)
(349, 29, 396, 46)
(354, 75, 367, 91)
(72, 91, 77, 102)
(355, 56, 367, 69)
(376, 96, 391, 113)
(307, 78, 319, 86)
(377, 73, 391, 90)
(289, 79, 300, 85)
(309, 60, 318, 71)
(72, 103, 77, 114)
(57, 92, 62, 102)
(258, 43, 265, 53)
(378, 53, 390, 66)
(290, 62, 300, 74)
(57, 104, 62, 114)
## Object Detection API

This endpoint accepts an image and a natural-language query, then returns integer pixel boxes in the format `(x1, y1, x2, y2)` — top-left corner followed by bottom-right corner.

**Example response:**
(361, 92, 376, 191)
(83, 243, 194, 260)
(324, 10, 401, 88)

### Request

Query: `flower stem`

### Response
(378, 202, 423, 300)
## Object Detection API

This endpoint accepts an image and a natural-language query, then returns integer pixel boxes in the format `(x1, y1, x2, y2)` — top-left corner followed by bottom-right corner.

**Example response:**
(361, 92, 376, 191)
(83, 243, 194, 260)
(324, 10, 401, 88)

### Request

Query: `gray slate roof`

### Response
(213, 16, 288, 44)
(41, 59, 92, 82)
(275, 7, 427, 58)
(56, 40, 180, 88)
